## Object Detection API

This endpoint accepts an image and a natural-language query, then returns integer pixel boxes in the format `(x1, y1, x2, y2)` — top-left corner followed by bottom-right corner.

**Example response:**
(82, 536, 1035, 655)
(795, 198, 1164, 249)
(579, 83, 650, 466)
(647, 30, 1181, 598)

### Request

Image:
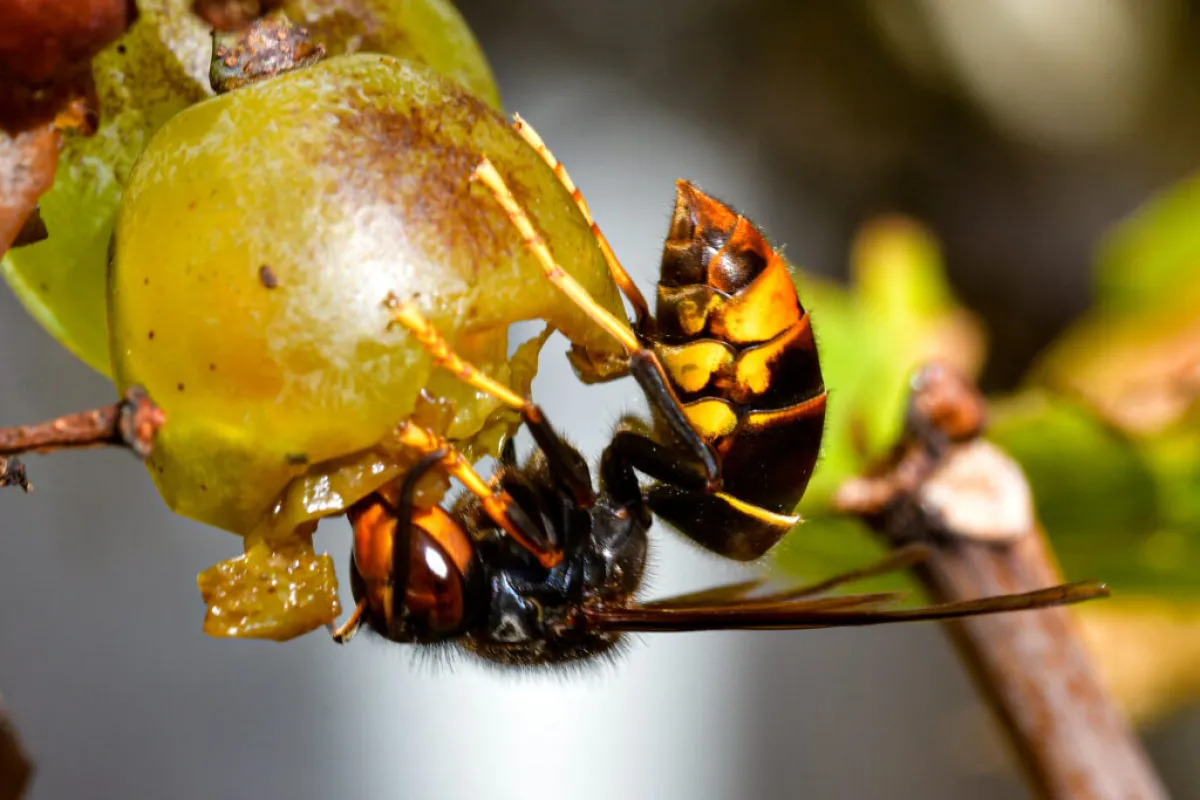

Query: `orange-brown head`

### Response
(347, 492, 481, 642)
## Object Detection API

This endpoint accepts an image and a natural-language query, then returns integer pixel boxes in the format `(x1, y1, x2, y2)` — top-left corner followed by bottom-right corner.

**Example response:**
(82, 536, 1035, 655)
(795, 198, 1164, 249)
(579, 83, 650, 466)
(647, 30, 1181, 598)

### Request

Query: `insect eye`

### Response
(402, 530, 471, 638)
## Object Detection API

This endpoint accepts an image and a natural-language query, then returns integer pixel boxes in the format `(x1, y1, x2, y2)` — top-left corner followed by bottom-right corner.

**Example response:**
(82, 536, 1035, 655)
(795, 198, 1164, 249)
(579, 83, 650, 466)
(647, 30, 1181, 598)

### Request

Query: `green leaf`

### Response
(791, 217, 986, 503)
(1097, 171, 1200, 311)
(772, 514, 919, 596)
(990, 392, 1200, 595)
(853, 215, 960, 327)
(777, 216, 985, 584)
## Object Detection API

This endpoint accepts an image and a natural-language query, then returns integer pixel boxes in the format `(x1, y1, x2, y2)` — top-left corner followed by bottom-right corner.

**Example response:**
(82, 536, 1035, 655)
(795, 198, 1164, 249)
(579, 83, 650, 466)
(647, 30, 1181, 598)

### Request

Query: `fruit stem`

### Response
(209, 10, 326, 94)
(0, 386, 164, 462)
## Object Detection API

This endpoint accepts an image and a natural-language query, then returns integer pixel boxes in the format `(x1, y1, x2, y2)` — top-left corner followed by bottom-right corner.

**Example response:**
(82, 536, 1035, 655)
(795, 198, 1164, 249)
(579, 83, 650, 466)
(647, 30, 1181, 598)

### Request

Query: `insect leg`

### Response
(472, 157, 721, 491)
(604, 429, 709, 491)
(510, 113, 652, 333)
(395, 421, 562, 568)
(629, 351, 722, 490)
(330, 599, 367, 644)
(387, 448, 460, 630)
(336, 449, 446, 643)
(472, 157, 640, 353)
(387, 296, 595, 507)
(499, 435, 518, 468)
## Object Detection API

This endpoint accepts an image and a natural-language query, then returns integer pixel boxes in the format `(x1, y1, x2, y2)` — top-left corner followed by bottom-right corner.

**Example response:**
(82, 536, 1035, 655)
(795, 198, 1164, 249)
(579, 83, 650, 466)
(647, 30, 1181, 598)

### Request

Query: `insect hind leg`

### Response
(646, 483, 799, 561)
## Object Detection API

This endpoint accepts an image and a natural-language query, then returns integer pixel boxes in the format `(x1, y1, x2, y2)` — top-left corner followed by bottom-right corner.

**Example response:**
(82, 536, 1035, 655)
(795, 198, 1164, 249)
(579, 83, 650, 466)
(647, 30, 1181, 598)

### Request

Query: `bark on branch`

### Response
(0, 386, 164, 463)
(835, 363, 1166, 800)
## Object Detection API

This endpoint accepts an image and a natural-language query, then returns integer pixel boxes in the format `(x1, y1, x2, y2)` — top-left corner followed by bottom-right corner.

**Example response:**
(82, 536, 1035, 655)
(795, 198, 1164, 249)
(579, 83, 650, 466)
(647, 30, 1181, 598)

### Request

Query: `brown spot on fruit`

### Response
(322, 76, 506, 274)
(258, 264, 278, 288)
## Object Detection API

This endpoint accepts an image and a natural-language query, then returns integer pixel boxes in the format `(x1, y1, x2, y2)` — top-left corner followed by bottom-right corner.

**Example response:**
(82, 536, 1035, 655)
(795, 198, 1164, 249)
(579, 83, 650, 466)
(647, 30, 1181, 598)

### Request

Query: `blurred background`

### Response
(4, 0, 1200, 797)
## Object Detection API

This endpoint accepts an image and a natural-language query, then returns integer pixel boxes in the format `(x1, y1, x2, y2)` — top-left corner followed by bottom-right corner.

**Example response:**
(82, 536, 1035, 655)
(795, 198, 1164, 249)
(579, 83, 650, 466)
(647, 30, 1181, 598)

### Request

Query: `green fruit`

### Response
(2, 0, 500, 376)
(111, 53, 624, 541)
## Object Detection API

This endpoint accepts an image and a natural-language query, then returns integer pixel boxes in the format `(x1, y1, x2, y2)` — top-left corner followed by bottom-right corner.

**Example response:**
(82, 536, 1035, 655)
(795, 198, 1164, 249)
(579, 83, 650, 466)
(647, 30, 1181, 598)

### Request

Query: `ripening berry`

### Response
(110, 53, 625, 543)
(2, 0, 502, 375)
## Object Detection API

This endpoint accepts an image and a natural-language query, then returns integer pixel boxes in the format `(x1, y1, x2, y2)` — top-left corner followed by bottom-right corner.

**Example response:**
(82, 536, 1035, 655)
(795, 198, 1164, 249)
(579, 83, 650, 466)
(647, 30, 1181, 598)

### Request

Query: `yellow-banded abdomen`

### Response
(645, 182, 826, 560)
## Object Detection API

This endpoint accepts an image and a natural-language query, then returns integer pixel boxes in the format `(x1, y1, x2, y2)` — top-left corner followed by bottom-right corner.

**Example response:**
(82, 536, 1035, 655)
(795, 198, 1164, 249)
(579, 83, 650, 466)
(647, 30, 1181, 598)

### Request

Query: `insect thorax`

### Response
(463, 496, 650, 667)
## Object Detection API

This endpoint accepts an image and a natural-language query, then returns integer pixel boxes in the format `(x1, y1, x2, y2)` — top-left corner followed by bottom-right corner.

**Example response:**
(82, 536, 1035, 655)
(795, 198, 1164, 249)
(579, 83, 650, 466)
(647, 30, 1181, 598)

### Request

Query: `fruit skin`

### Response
(2, 0, 501, 376)
(110, 53, 625, 541)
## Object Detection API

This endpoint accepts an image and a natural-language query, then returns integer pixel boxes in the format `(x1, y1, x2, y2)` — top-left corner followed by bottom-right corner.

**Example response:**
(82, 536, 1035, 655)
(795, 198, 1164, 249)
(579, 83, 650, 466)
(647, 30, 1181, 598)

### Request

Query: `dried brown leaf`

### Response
(0, 125, 60, 257)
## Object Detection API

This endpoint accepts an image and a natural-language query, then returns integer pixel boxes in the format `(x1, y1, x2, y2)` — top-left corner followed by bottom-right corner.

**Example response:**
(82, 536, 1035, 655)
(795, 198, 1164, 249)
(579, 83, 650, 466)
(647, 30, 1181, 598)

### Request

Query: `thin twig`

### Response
(0, 386, 164, 460)
(835, 363, 1166, 800)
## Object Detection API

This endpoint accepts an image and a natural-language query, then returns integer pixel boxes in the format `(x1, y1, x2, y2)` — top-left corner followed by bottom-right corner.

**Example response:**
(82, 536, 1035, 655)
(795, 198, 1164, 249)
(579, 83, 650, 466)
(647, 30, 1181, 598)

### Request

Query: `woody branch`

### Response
(0, 386, 164, 468)
(835, 362, 1166, 800)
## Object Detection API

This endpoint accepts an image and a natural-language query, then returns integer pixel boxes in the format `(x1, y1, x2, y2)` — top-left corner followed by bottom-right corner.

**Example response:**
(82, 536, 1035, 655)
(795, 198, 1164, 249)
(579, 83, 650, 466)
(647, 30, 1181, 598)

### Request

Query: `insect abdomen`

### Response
(648, 182, 826, 560)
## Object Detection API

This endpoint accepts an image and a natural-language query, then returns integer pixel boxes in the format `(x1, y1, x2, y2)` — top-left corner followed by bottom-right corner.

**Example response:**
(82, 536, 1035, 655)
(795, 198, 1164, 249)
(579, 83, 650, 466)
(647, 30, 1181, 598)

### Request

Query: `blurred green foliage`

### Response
(1097, 172, 1200, 313)
(776, 216, 985, 588)
(778, 176, 1200, 602)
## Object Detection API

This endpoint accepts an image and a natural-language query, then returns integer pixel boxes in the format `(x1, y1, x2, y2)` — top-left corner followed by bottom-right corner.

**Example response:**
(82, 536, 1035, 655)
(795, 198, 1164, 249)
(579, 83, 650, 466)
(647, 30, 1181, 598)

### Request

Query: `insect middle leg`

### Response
(596, 417, 800, 559)
(388, 295, 595, 508)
